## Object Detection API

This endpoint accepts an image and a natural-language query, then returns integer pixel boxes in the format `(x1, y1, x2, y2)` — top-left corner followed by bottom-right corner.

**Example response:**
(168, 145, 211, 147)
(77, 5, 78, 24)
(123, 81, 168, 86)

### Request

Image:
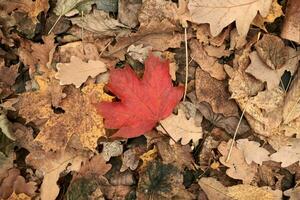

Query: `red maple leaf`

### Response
(97, 54, 184, 138)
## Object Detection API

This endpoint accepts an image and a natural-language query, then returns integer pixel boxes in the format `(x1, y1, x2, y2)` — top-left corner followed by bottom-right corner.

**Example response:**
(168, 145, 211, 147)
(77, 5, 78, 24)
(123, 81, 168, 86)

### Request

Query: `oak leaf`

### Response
(157, 108, 202, 145)
(97, 54, 184, 138)
(188, 0, 272, 37)
(55, 56, 107, 88)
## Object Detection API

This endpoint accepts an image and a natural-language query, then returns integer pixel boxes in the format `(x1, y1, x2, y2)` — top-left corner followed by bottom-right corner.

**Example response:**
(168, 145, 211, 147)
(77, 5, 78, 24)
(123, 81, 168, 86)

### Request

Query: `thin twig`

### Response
(48, 15, 62, 35)
(183, 27, 189, 101)
(225, 102, 248, 162)
(158, 122, 177, 144)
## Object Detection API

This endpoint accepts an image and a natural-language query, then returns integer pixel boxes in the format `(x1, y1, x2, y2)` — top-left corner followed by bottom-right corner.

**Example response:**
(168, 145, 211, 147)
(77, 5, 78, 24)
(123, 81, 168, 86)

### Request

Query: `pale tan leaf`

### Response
(228, 185, 282, 200)
(188, 0, 272, 36)
(236, 139, 270, 165)
(198, 177, 230, 200)
(157, 108, 202, 145)
(283, 70, 300, 124)
(55, 56, 107, 88)
(281, 0, 300, 43)
(71, 10, 130, 37)
(270, 138, 300, 167)
(218, 140, 257, 184)
(284, 186, 300, 200)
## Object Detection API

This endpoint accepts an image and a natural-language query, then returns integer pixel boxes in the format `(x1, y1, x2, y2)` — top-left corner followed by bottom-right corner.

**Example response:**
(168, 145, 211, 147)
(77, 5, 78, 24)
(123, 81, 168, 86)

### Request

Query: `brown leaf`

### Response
(101, 141, 123, 162)
(255, 34, 288, 70)
(190, 39, 226, 80)
(195, 24, 230, 47)
(120, 146, 146, 172)
(281, 0, 300, 43)
(195, 67, 239, 117)
(0, 60, 19, 86)
(118, 0, 142, 28)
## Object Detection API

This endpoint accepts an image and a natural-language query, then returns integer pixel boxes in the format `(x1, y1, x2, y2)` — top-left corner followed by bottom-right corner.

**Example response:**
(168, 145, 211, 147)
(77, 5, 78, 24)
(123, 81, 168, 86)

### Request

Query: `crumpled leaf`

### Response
(127, 44, 152, 63)
(120, 146, 146, 172)
(71, 10, 130, 37)
(218, 140, 257, 184)
(0, 168, 36, 199)
(101, 140, 123, 162)
(190, 39, 226, 80)
(270, 138, 300, 167)
(188, 0, 272, 37)
(97, 54, 184, 138)
(246, 50, 299, 90)
(284, 186, 300, 200)
(157, 108, 202, 145)
(255, 34, 288, 70)
(236, 139, 270, 165)
(282, 70, 300, 124)
(55, 56, 107, 88)
(26, 149, 86, 200)
(118, 0, 142, 28)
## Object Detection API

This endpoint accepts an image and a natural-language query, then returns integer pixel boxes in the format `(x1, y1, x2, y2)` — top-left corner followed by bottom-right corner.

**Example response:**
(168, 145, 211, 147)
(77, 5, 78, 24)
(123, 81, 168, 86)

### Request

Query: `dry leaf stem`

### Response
(183, 27, 189, 101)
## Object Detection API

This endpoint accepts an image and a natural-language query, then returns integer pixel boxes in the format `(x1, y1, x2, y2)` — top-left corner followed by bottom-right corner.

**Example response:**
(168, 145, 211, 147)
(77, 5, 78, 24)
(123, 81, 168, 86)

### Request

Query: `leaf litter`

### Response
(0, 0, 299, 199)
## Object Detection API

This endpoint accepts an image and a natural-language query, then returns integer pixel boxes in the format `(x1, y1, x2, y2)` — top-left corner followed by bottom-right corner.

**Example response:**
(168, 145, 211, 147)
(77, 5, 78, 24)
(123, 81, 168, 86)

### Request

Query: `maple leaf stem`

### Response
(225, 102, 248, 163)
(183, 27, 189, 101)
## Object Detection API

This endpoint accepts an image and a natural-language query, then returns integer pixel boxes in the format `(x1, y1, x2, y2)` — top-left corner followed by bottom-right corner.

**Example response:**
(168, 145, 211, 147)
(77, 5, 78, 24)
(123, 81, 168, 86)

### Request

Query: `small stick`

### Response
(48, 15, 62, 35)
(225, 102, 248, 162)
(183, 27, 189, 101)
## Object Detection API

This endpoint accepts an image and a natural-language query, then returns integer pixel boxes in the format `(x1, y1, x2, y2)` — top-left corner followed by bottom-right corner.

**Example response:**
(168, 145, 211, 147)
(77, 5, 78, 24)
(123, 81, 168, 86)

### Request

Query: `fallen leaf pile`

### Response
(0, 0, 299, 199)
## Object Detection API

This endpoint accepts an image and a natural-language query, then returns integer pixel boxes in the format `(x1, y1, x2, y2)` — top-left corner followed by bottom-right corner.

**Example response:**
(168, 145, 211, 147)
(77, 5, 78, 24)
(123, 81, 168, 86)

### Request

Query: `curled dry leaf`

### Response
(270, 138, 300, 167)
(157, 108, 202, 145)
(118, 0, 142, 28)
(120, 146, 146, 172)
(218, 140, 257, 184)
(190, 39, 226, 80)
(55, 56, 107, 88)
(101, 140, 123, 162)
(71, 10, 130, 37)
(284, 186, 300, 200)
(54, 0, 85, 16)
(236, 139, 270, 165)
(188, 0, 272, 37)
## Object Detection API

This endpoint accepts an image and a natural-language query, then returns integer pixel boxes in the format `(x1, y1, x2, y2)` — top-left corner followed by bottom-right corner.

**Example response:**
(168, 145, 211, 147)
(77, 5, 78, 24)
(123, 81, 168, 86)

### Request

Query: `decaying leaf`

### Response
(218, 140, 257, 184)
(270, 138, 300, 167)
(137, 159, 185, 199)
(236, 139, 270, 165)
(97, 54, 183, 138)
(55, 56, 107, 88)
(120, 146, 146, 172)
(71, 10, 130, 37)
(157, 108, 202, 145)
(54, 0, 86, 16)
(188, 0, 272, 36)
(16, 82, 112, 151)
